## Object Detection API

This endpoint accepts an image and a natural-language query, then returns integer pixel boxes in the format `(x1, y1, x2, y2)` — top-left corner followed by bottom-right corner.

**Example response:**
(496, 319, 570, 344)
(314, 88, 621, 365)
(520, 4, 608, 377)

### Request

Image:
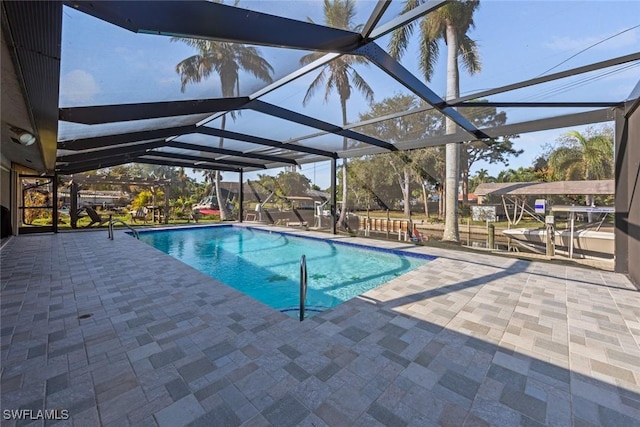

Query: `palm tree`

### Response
(389, 0, 481, 242)
(548, 128, 614, 219)
(299, 0, 374, 230)
(173, 28, 273, 220)
(548, 129, 614, 182)
(475, 168, 490, 183)
(468, 167, 489, 191)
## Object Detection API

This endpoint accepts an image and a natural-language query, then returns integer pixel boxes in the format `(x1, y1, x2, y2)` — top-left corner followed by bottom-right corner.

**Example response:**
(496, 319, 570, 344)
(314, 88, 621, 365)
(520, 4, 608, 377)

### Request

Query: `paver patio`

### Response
(1, 225, 639, 426)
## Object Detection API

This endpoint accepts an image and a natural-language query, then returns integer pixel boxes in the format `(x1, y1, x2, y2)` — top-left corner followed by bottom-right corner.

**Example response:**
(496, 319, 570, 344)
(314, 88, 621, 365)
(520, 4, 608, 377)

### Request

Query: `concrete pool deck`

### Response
(1, 225, 639, 426)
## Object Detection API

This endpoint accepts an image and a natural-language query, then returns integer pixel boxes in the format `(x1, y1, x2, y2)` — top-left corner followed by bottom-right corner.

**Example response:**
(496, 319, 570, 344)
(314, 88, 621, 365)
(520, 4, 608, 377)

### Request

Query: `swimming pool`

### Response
(137, 226, 433, 317)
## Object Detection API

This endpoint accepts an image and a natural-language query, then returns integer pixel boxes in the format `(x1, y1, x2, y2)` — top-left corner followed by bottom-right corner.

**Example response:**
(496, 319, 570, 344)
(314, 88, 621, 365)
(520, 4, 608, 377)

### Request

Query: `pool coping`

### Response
(132, 223, 437, 262)
(132, 223, 436, 318)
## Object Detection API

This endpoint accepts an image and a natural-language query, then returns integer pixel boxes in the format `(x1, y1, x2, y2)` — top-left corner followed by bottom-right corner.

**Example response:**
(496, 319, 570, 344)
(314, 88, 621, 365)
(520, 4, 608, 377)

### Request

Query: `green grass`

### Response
(28, 213, 223, 229)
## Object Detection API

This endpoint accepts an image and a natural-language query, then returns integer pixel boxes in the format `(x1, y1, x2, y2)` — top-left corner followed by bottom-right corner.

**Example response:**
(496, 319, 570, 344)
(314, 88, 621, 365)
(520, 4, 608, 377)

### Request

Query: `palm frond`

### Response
(387, 0, 420, 59)
(349, 68, 374, 104)
(299, 51, 325, 67)
(324, 0, 358, 30)
(459, 34, 481, 75)
(565, 130, 587, 147)
(174, 37, 272, 97)
(302, 68, 328, 106)
(175, 55, 212, 92)
(423, 10, 446, 41)
(388, 21, 416, 60)
(171, 37, 208, 50)
(236, 46, 274, 84)
(548, 146, 583, 180)
(419, 29, 440, 81)
(324, 72, 341, 103)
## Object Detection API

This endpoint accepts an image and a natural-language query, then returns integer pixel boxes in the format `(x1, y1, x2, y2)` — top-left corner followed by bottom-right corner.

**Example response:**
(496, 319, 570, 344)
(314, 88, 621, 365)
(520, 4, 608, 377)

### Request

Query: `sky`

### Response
(58, 1, 640, 190)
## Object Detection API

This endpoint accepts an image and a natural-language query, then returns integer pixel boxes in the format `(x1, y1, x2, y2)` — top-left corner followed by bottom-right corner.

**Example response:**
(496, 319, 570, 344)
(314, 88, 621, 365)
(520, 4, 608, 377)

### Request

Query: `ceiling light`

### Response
(18, 132, 36, 146)
(9, 126, 37, 146)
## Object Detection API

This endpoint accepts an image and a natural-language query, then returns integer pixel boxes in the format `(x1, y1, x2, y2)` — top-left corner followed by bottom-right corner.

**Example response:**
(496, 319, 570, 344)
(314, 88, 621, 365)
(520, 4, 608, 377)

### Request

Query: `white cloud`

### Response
(545, 28, 637, 51)
(60, 69, 100, 104)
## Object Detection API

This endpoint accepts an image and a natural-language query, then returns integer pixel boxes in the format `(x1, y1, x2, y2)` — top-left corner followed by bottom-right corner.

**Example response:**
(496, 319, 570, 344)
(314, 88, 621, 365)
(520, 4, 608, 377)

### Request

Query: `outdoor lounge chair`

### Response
(85, 207, 110, 227)
(131, 207, 148, 223)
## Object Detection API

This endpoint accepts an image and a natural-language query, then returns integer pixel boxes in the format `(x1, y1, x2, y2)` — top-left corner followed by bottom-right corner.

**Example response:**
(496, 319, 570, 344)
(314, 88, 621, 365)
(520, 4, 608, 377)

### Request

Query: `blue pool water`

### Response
(137, 226, 432, 317)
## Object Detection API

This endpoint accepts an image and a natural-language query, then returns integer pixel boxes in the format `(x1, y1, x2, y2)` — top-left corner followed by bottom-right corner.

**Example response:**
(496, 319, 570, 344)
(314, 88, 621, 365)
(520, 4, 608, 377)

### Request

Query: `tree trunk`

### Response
(216, 115, 231, 221)
(403, 167, 411, 217)
(442, 22, 461, 243)
(462, 168, 469, 204)
(337, 100, 348, 229)
(422, 182, 429, 219)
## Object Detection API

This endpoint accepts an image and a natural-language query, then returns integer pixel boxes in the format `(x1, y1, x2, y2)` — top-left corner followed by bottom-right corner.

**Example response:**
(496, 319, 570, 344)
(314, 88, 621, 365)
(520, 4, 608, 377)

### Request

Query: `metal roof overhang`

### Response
(135, 158, 241, 172)
(474, 180, 615, 196)
(66, 175, 172, 186)
(59, 98, 252, 124)
(64, 0, 365, 52)
(3, 1, 640, 176)
(55, 0, 486, 174)
(58, 98, 395, 151)
(2, 1, 62, 172)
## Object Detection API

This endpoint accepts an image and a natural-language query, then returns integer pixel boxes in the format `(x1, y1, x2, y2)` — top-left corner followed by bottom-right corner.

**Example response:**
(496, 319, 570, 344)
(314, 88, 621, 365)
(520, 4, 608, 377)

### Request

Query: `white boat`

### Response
(502, 227, 614, 259)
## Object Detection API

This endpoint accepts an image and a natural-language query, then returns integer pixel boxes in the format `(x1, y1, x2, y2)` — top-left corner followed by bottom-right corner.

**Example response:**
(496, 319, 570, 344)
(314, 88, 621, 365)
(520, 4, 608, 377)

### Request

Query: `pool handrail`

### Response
(108, 219, 140, 240)
(300, 255, 307, 321)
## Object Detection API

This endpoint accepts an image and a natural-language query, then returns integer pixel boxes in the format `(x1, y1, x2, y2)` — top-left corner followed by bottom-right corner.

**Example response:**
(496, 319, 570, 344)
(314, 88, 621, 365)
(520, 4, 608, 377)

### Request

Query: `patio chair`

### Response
(130, 207, 148, 223)
(85, 207, 110, 227)
(188, 209, 201, 223)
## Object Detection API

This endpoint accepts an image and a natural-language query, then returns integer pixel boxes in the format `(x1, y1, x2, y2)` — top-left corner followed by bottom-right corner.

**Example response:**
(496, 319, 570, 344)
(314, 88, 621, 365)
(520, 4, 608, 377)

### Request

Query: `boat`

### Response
(192, 196, 219, 216)
(502, 227, 614, 259)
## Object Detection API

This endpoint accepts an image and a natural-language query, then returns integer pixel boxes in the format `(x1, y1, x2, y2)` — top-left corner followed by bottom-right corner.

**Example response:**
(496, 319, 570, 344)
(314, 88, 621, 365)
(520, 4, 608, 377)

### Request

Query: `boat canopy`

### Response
(551, 206, 614, 214)
(474, 180, 614, 196)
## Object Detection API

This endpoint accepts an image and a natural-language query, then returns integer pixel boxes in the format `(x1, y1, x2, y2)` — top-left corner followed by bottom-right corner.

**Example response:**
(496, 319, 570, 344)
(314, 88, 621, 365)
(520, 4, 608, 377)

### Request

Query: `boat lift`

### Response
(550, 205, 615, 258)
(475, 180, 615, 259)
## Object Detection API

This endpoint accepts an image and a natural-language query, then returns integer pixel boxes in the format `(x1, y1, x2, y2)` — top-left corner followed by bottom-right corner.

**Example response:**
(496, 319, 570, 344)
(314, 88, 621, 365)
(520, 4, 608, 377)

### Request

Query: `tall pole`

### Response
(331, 158, 337, 235)
(163, 184, 169, 224)
(238, 170, 244, 223)
(70, 182, 79, 229)
(52, 173, 58, 233)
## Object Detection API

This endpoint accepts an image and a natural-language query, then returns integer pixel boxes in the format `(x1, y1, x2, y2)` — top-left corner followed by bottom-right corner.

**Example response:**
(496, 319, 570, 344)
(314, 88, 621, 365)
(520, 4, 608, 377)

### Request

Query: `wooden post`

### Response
(386, 209, 390, 240)
(487, 224, 495, 250)
(546, 223, 555, 257)
(366, 209, 370, 237)
(568, 211, 574, 259)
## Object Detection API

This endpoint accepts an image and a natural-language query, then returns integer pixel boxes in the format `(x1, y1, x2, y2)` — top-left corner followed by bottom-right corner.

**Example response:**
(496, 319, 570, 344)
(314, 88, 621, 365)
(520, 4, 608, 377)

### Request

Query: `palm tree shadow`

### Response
(412, 246, 635, 292)
(373, 256, 636, 313)
(329, 274, 640, 425)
